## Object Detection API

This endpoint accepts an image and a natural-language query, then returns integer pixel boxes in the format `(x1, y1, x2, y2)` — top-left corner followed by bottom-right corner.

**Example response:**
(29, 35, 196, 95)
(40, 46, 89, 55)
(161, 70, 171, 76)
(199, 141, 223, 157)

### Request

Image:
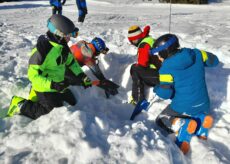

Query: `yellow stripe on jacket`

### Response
(159, 74, 173, 83)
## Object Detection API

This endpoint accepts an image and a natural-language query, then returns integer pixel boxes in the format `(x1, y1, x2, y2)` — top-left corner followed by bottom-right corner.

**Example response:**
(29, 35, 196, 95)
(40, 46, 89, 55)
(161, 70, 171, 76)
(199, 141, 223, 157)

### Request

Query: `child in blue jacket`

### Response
(150, 34, 219, 154)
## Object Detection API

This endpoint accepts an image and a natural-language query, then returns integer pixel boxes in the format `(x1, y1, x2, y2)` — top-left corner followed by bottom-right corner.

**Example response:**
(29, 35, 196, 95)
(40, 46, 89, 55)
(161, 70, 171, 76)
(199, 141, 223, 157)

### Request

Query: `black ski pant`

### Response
(20, 89, 76, 120)
(20, 68, 82, 120)
(156, 105, 191, 135)
(130, 64, 159, 102)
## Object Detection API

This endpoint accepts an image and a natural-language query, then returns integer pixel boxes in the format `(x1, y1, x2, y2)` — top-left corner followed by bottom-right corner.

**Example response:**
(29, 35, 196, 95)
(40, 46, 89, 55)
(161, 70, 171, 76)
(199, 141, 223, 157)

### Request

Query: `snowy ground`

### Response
(0, 0, 230, 163)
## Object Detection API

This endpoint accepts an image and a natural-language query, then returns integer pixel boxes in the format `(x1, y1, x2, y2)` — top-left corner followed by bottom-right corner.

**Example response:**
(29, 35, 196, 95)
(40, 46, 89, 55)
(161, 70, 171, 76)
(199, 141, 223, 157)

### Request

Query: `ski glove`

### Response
(104, 88, 118, 98)
(51, 80, 69, 92)
(82, 76, 92, 89)
(99, 79, 119, 98)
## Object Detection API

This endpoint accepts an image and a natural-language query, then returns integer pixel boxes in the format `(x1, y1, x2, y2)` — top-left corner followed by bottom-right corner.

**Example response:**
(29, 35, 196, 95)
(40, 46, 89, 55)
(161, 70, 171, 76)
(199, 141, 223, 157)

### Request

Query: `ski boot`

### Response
(7, 96, 25, 117)
(194, 114, 213, 140)
(172, 118, 197, 154)
(129, 96, 137, 106)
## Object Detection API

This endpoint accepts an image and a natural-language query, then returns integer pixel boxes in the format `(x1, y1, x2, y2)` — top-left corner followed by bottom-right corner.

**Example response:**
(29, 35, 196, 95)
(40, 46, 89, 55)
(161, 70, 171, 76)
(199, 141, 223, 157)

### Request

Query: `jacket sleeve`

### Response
(137, 43, 151, 67)
(198, 50, 219, 67)
(28, 49, 52, 92)
(88, 63, 106, 80)
(81, 42, 95, 66)
(66, 52, 84, 76)
(154, 67, 174, 99)
(28, 65, 52, 92)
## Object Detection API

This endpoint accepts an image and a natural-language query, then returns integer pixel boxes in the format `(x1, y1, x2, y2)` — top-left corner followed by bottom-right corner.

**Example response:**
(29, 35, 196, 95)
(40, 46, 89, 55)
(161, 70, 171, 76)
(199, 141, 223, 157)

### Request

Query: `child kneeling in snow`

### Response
(127, 25, 161, 105)
(151, 33, 219, 154)
(1, 15, 92, 120)
(70, 37, 119, 98)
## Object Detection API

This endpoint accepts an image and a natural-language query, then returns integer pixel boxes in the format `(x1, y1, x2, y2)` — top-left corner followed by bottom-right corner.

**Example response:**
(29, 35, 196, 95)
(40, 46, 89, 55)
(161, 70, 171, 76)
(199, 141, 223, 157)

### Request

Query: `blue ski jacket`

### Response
(50, 0, 62, 8)
(76, 0, 87, 16)
(154, 48, 219, 116)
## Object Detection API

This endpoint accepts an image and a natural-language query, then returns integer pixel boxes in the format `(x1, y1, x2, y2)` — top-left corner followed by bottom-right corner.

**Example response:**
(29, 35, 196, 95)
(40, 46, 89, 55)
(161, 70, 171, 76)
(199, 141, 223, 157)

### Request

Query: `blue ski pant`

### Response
(76, 0, 87, 16)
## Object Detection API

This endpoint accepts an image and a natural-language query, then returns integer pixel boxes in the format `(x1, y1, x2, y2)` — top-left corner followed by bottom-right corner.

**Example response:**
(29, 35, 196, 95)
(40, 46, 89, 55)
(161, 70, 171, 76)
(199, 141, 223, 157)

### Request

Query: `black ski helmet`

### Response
(151, 33, 180, 59)
(47, 14, 79, 38)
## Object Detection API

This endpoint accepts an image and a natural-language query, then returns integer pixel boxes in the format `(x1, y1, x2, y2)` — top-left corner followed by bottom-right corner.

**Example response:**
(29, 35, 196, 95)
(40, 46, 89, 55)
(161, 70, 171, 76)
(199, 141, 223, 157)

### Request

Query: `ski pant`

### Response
(52, 6, 62, 15)
(156, 105, 213, 140)
(130, 64, 159, 102)
(156, 105, 204, 136)
(50, 0, 62, 15)
(20, 68, 83, 120)
(20, 89, 76, 120)
(155, 105, 186, 135)
(76, 0, 87, 22)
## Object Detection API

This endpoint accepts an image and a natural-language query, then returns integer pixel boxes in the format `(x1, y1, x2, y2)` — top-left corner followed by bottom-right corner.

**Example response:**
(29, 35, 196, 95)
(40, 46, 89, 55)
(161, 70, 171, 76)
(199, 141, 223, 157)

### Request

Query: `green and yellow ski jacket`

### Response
(28, 35, 83, 93)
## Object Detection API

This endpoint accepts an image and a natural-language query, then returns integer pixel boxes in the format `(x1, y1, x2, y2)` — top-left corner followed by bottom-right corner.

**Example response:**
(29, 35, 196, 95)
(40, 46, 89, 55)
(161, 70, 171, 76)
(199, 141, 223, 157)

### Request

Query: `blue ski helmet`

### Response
(91, 37, 108, 54)
(151, 33, 179, 59)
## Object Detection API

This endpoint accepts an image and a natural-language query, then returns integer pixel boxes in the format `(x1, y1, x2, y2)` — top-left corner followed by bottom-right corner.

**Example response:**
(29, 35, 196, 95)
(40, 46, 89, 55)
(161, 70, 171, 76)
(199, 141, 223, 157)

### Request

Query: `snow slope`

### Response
(0, 0, 230, 163)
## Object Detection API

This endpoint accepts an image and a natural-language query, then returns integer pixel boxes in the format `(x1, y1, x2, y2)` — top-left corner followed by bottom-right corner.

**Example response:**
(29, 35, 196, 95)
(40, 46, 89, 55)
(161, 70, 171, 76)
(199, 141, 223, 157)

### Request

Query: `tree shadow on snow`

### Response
(0, 116, 32, 133)
(206, 138, 230, 162)
(78, 112, 111, 155)
(208, 0, 223, 3)
(205, 62, 230, 125)
(73, 89, 135, 156)
(0, 3, 49, 10)
(11, 151, 31, 164)
(73, 52, 137, 156)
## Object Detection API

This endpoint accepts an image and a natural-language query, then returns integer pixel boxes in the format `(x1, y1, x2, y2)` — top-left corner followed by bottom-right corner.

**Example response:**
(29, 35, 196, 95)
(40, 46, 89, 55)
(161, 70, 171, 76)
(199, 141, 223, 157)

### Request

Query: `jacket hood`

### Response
(163, 48, 195, 70)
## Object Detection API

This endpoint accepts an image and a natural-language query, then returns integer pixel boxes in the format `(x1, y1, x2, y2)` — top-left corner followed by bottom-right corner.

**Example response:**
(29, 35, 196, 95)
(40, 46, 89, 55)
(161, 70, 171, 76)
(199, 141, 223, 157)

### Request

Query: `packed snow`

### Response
(0, 0, 230, 163)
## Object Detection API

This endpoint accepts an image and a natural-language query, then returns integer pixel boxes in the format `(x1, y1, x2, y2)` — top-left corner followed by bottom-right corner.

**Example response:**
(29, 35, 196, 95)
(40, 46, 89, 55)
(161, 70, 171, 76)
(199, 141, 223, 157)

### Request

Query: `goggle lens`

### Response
(101, 47, 109, 54)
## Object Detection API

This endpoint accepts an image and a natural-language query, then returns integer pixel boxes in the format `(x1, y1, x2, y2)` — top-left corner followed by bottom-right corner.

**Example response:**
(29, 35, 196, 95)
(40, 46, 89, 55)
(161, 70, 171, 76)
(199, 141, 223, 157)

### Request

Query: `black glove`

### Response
(81, 76, 92, 89)
(108, 88, 118, 95)
(51, 81, 68, 92)
(99, 79, 119, 98)
(104, 88, 118, 98)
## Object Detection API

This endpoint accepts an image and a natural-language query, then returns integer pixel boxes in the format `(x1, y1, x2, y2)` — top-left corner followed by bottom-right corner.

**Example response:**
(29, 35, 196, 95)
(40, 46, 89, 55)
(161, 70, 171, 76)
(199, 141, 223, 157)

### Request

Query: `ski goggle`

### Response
(47, 19, 79, 38)
(66, 27, 79, 38)
(101, 47, 109, 54)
